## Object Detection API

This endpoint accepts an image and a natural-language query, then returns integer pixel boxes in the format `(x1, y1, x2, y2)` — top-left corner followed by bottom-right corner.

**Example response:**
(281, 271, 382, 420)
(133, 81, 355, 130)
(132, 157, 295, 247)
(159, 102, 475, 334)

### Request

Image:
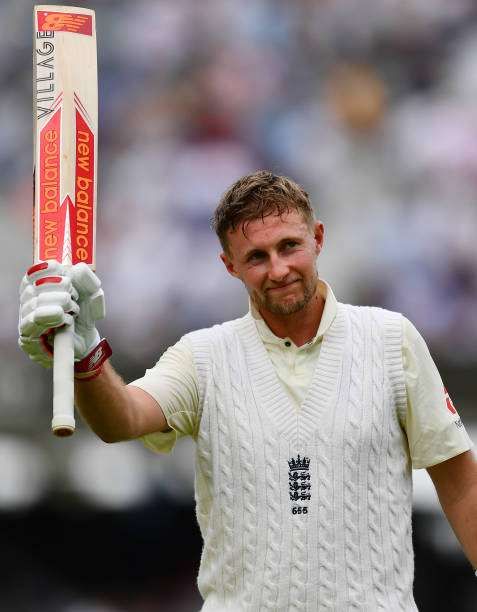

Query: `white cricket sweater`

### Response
(187, 302, 417, 611)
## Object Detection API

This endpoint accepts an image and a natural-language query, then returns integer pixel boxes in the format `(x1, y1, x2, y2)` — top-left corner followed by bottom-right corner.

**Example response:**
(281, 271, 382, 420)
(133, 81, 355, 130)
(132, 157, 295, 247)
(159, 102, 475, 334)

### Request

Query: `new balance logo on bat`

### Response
(37, 11, 93, 36)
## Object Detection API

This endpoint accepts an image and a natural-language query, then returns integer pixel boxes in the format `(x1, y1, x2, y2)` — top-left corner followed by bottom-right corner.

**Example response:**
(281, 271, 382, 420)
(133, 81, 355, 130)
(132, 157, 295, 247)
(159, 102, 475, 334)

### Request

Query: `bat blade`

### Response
(33, 5, 98, 436)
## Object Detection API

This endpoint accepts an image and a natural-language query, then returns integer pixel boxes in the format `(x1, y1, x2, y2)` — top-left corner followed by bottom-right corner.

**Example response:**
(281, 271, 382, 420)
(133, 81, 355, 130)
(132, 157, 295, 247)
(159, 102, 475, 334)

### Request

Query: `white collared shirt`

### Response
(250, 278, 335, 409)
(131, 279, 473, 469)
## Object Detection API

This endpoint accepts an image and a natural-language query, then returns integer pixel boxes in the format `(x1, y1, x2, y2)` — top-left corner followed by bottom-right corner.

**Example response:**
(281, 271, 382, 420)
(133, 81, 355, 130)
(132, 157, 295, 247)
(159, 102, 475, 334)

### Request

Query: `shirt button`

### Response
(285, 341, 291, 347)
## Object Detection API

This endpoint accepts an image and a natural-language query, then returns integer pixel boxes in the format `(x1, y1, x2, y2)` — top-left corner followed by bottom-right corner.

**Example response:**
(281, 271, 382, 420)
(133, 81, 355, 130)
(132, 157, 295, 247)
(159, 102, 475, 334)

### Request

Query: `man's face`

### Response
(220, 210, 324, 317)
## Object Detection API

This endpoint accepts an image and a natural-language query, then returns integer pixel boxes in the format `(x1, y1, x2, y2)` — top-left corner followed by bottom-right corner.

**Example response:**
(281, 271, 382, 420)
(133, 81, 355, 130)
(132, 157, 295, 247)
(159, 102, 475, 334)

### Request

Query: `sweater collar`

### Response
(249, 278, 338, 348)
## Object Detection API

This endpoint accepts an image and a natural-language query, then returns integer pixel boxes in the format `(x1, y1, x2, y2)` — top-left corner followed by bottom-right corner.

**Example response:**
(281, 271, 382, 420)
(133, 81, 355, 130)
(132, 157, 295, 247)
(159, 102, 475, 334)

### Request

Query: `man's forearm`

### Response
(441, 482, 477, 571)
(74, 360, 135, 443)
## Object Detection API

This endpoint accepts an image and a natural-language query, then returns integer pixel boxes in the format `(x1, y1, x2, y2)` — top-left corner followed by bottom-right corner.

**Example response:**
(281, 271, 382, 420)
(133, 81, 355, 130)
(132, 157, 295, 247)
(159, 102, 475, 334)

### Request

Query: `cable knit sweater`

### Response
(188, 302, 417, 611)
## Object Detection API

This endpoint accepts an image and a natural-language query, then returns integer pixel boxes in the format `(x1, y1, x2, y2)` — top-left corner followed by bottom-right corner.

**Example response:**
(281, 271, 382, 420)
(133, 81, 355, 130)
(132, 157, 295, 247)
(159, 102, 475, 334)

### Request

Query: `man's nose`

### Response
(268, 253, 289, 281)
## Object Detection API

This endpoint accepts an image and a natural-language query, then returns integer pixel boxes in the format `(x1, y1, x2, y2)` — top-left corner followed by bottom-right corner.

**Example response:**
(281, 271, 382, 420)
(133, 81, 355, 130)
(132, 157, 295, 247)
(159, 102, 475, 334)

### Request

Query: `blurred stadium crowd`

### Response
(1, 0, 477, 609)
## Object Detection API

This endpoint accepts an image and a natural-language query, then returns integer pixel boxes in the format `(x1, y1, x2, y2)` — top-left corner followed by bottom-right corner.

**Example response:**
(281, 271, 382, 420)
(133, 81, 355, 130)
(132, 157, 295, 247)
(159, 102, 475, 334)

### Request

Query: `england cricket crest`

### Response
(288, 454, 311, 515)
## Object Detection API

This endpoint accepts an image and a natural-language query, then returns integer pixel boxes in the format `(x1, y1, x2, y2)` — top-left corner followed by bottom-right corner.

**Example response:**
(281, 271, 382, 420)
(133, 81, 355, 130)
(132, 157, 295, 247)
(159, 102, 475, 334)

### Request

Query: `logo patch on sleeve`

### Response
(444, 387, 457, 415)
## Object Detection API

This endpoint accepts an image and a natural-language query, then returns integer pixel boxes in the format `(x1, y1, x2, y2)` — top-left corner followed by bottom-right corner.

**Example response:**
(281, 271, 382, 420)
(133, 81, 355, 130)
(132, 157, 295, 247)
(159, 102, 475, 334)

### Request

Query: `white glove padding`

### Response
(19, 260, 105, 367)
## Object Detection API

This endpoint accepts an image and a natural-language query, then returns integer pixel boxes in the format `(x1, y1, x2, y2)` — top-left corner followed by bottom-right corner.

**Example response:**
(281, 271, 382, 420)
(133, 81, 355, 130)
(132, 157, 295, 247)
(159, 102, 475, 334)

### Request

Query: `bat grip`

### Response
(52, 323, 75, 437)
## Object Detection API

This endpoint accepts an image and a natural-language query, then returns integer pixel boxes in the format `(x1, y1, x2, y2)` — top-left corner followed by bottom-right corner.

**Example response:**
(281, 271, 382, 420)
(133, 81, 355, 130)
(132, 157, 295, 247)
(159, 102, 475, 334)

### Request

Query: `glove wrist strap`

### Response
(74, 338, 112, 381)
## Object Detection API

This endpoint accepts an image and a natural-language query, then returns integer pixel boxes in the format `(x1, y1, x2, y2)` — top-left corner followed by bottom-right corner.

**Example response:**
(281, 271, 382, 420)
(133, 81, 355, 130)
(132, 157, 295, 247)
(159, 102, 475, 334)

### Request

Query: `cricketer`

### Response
(19, 171, 477, 610)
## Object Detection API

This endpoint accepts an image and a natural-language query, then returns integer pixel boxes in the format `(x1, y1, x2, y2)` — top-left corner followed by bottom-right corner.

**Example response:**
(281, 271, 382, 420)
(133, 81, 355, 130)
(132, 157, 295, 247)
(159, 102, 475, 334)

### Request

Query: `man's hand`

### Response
(19, 260, 105, 367)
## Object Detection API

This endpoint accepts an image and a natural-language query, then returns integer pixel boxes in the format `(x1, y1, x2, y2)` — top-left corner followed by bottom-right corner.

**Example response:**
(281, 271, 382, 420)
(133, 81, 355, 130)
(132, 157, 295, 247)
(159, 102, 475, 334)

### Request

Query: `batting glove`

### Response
(19, 260, 105, 368)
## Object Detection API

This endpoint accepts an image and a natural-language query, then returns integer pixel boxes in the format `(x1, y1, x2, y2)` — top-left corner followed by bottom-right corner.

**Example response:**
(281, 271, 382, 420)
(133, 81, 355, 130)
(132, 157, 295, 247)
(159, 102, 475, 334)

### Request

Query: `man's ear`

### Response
(314, 221, 325, 255)
(220, 252, 239, 278)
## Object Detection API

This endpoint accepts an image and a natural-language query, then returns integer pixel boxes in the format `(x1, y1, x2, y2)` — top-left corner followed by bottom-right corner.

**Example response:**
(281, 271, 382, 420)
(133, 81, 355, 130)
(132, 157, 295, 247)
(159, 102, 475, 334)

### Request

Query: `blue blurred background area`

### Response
(2, 0, 477, 609)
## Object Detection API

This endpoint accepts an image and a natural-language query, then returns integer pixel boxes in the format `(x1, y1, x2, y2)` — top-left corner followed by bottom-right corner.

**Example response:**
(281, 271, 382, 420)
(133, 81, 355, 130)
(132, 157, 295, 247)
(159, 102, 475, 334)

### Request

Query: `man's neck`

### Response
(257, 289, 325, 347)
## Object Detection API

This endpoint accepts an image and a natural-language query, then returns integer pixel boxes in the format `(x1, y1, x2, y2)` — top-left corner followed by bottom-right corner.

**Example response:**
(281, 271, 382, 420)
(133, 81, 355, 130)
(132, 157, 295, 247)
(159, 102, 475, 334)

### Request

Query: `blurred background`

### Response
(2, 0, 477, 609)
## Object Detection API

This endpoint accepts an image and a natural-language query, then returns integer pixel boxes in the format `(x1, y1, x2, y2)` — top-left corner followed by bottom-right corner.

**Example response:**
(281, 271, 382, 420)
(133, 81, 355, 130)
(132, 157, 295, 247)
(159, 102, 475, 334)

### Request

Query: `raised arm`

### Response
(75, 360, 169, 442)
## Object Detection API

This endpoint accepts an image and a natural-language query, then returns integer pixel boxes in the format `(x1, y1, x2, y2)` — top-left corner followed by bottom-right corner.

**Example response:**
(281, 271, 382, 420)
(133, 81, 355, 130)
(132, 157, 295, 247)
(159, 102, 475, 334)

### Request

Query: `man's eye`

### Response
(284, 241, 298, 249)
(248, 252, 264, 262)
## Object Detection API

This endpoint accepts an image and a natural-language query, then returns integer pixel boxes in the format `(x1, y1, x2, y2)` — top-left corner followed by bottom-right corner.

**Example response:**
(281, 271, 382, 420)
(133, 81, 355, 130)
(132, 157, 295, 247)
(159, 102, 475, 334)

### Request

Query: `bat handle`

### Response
(51, 323, 76, 437)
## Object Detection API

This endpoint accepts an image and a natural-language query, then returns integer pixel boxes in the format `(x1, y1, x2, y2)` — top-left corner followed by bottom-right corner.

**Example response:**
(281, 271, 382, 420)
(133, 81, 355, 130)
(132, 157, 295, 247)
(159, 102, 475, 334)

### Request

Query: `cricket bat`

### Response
(33, 6, 98, 436)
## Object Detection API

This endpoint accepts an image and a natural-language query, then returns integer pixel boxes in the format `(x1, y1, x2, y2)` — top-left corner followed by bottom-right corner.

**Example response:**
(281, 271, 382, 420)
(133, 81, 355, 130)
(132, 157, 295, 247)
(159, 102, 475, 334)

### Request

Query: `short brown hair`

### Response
(212, 170, 315, 253)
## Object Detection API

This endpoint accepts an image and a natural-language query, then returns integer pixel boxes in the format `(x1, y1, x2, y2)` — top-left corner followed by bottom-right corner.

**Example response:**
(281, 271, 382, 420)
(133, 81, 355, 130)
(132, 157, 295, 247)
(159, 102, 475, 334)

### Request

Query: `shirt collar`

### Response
(249, 279, 338, 348)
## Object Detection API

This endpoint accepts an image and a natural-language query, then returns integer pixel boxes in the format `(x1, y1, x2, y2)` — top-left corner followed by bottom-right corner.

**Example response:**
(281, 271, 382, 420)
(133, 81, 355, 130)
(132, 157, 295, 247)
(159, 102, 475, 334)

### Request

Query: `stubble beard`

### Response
(252, 274, 318, 316)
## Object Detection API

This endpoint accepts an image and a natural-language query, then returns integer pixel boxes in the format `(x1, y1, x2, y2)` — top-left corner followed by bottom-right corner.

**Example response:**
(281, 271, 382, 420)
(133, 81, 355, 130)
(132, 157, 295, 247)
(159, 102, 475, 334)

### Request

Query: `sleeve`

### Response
(402, 317, 474, 469)
(128, 335, 200, 454)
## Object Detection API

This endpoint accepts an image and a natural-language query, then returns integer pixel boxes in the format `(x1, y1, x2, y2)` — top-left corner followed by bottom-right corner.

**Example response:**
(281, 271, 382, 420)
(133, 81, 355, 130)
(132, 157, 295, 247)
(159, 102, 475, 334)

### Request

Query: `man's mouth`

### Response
(266, 280, 300, 292)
